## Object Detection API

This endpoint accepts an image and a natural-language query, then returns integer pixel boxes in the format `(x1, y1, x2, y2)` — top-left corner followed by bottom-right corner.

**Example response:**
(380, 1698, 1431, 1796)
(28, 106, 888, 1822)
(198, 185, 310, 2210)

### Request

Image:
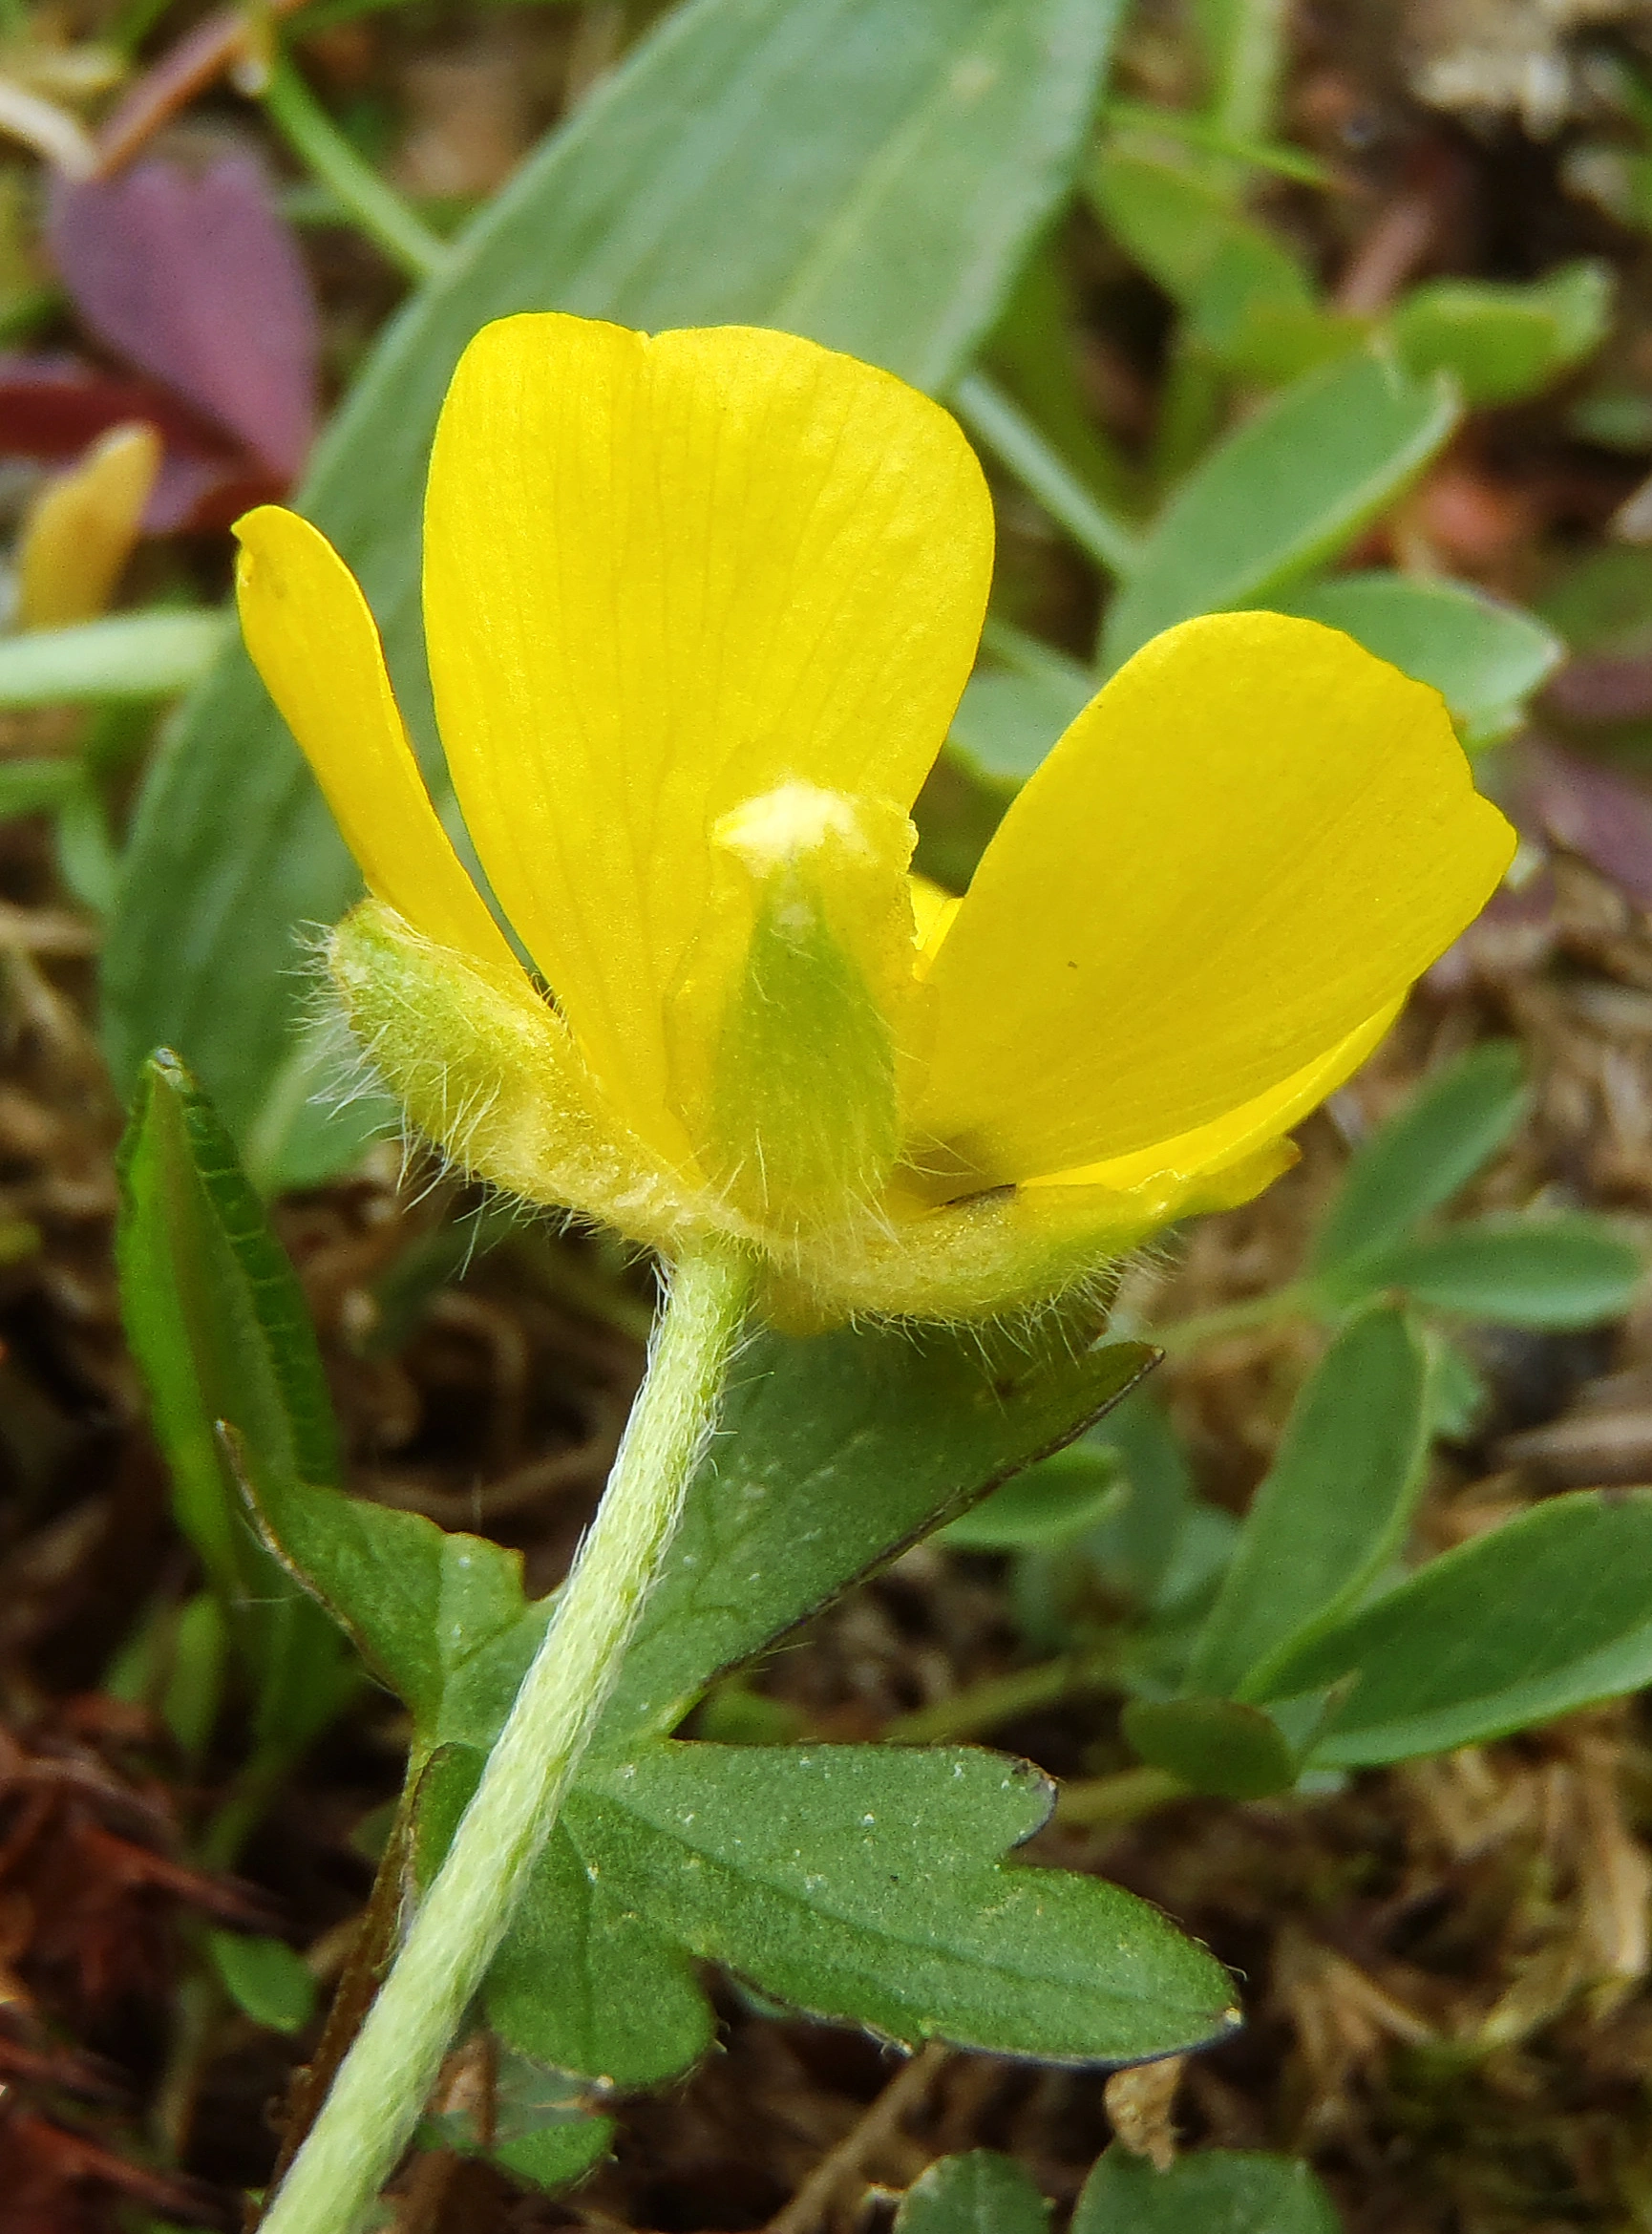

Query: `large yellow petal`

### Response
(910, 613, 1514, 1187)
(234, 506, 522, 982)
(422, 313, 993, 1151)
(1025, 998, 1402, 1195)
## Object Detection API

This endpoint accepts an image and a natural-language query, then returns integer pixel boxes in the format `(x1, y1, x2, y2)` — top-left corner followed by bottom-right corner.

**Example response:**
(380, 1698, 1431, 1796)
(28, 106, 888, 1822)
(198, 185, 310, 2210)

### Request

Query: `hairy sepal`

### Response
(328, 902, 705, 1249)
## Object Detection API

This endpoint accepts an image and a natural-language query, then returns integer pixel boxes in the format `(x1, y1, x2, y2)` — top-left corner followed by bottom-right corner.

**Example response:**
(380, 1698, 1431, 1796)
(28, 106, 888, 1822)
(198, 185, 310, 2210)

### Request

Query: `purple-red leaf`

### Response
(47, 146, 318, 483)
(0, 355, 282, 531)
(1520, 737, 1652, 908)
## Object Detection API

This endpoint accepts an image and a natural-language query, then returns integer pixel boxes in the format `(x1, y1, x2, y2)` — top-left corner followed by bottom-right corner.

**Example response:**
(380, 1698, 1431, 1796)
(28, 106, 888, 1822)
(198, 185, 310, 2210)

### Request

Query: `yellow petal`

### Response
(911, 613, 1514, 1186)
(234, 506, 522, 982)
(18, 423, 159, 628)
(909, 871, 961, 968)
(422, 313, 992, 1148)
(1025, 999, 1401, 1194)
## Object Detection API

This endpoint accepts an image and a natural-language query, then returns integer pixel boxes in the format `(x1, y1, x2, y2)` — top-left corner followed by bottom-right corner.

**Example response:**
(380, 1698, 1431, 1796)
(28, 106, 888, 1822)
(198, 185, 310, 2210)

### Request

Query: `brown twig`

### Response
(1332, 187, 1436, 316)
(89, 0, 307, 176)
(763, 2041, 950, 2234)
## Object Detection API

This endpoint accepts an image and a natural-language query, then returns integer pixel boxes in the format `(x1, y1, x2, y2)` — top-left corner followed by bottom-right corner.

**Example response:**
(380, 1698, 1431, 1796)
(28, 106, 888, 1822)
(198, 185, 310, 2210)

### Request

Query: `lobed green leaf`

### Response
(489, 1745, 1239, 2077)
(1390, 261, 1612, 406)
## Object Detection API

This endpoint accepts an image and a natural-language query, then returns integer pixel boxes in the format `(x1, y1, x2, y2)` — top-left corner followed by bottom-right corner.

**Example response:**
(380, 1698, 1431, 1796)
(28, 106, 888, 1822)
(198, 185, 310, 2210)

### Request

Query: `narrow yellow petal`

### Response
(234, 506, 521, 982)
(911, 613, 1514, 1186)
(18, 423, 159, 628)
(422, 313, 993, 1146)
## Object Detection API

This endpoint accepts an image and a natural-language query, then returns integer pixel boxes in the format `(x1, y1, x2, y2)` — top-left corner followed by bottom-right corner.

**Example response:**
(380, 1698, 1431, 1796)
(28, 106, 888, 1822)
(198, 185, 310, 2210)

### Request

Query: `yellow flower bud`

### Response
(17, 422, 159, 630)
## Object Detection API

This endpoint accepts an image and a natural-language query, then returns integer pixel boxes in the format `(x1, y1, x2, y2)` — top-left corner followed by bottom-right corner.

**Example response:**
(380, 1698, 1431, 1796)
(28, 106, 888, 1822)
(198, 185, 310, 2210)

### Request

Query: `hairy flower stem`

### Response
(257, 1237, 755, 2234)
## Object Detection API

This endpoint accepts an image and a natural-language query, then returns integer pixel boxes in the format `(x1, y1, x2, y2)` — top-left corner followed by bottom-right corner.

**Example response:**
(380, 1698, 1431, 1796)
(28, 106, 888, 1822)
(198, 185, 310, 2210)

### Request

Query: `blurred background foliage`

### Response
(6, 0, 1652, 2229)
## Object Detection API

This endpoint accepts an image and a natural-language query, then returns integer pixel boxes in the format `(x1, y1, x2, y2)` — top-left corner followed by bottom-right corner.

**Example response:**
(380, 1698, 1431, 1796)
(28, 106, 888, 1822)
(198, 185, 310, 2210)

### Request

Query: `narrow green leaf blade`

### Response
(0, 758, 87, 817)
(0, 610, 226, 707)
(895, 2153, 1049, 2234)
(106, 0, 1124, 1188)
(1271, 574, 1562, 747)
(1353, 1215, 1641, 1329)
(115, 1053, 353, 1742)
(1073, 2147, 1341, 2234)
(1121, 1697, 1297, 1800)
(562, 1744, 1239, 2064)
(601, 1326, 1154, 1747)
(1101, 350, 1458, 670)
(1089, 141, 1346, 381)
(1184, 1307, 1429, 1701)
(940, 1445, 1123, 1550)
(1390, 261, 1612, 406)
(1309, 1041, 1528, 1273)
(947, 659, 1091, 789)
(1255, 1489, 1652, 1764)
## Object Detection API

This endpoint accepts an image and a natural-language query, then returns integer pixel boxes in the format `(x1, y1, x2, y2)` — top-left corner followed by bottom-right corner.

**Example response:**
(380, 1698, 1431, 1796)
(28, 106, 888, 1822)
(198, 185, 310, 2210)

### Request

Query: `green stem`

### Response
(1197, 0, 1288, 145)
(882, 1648, 1120, 1747)
(1154, 1278, 1322, 1357)
(201, 1739, 302, 1872)
(261, 53, 447, 282)
(1054, 1764, 1188, 1829)
(256, 1236, 754, 2234)
(952, 372, 1141, 580)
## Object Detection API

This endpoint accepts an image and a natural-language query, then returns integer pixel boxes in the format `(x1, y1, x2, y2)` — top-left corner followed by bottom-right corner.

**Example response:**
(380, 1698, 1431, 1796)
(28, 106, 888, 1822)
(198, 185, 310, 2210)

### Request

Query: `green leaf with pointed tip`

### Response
(231, 1431, 542, 1753)
(1121, 1697, 1297, 1799)
(1309, 1041, 1528, 1274)
(1271, 574, 1562, 747)
(1183, 1307, 1430, 1703)
(490, 2117, 613, 2195)
(1255, 1489, 1652, 1765)
(1101, 350, 1458, 670)
(488, 1744, 1239, 2082)
(601, 1327, 1155, 1747)
(0, 610, 226, 707)
(895, 2152, 1049, 2234)
(115, 1053, 354, 1750)
(106, 0, 1126, 1190)
(1390, 261, 1612, 406)
(1341, 1215, 1641, 1329)
(1072, 2147, 1341, 2234)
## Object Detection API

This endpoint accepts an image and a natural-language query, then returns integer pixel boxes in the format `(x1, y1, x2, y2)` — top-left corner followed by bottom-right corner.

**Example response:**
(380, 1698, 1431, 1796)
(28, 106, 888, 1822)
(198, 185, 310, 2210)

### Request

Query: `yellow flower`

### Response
(234, 313, 1513, 1326)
